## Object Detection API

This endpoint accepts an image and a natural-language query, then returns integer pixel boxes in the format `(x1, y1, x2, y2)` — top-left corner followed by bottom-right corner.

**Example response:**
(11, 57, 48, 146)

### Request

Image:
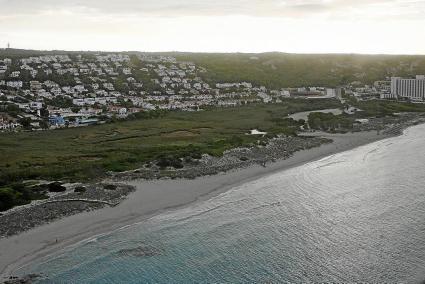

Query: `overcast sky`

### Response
(0, 0, 424, 54)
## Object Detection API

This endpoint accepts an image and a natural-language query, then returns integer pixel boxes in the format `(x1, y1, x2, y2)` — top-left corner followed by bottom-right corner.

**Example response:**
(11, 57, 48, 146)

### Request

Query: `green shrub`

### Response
(74, 186, 87, 193)
(0, 184, 48, 211)
(48, 182, 66, 192)
(156, 156, 184, 169)
(0, 188, 16, 211)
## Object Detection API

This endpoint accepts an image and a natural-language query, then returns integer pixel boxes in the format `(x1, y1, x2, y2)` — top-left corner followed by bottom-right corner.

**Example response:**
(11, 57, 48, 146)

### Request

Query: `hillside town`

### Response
(0, 52, 423, 132)
(0, 52, 343, 132)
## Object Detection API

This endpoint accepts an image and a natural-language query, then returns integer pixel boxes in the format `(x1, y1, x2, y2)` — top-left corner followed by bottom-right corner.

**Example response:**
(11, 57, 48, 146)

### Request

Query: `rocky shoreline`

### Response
(353, 112, 425, 135)
(2, 273, 42, 284)
(0, 183, 134, 238)
(112, 135, 332, 181)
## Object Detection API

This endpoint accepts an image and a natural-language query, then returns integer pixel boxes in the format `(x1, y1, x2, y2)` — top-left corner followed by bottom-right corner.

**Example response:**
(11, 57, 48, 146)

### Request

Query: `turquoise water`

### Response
(20, 125, 425, 283)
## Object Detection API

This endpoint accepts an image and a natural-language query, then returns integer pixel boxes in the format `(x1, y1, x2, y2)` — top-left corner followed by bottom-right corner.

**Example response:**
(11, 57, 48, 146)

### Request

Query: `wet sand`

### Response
(0, 130, 392, 280)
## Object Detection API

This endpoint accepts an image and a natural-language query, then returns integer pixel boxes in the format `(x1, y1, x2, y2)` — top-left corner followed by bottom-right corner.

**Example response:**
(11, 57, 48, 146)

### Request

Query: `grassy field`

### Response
(0, 99, 341, 186)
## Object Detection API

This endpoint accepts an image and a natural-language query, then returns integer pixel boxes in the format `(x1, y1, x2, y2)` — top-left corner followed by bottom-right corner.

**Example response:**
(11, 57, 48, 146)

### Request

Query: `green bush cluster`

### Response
(308, 112, 353, 132)
(0, 183, 48, 212)
(156, 156, 184, 169)
(346, 97, 425, 117)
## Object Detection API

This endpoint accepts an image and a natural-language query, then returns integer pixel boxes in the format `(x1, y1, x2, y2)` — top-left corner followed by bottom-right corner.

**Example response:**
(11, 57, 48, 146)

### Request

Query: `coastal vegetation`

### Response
(308, 112, 353, 132)
(345, 96, 425, 117)
(0, 183, 48, 211)
(0, 100, 340, 191)
(306, 98, 425, 133)
(3, 97, 425, 212)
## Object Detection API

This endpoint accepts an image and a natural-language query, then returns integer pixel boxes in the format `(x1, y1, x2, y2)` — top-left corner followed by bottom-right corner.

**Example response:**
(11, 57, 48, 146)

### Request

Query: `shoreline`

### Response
(0, 128, 400, 281)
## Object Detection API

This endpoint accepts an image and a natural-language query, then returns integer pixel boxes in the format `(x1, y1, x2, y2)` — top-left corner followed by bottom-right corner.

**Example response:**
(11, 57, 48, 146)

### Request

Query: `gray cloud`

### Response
(0, 0, 423, 18)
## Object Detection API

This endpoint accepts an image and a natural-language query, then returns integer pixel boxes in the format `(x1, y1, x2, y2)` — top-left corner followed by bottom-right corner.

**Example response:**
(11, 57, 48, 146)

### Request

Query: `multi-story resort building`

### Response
(389, 75, 425, 101)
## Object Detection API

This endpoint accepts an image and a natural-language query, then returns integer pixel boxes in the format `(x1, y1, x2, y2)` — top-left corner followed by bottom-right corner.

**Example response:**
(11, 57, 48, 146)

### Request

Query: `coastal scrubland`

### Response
(346, 96, 425, 116)
(306, 98, 425, 132)
(0, 99, 339, 187)
(4, 96, 425, 211)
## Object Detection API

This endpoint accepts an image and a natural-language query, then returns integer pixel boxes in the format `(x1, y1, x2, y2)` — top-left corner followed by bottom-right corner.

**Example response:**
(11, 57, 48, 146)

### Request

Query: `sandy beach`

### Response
(0, 130, 394, 280)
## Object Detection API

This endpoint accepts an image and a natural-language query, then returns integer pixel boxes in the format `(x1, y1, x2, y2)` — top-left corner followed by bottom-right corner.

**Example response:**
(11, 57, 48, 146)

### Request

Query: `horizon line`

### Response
(1, 47, 425, 57)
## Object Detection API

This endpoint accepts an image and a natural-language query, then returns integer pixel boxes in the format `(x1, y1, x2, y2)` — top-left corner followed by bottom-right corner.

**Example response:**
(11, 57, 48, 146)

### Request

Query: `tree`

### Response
(18, 117, 31, 129)
(49, 97, 73, 108)
(40, 108, 49, 118)
(39, 120, 49, 129)
(71, 106, 81, 113)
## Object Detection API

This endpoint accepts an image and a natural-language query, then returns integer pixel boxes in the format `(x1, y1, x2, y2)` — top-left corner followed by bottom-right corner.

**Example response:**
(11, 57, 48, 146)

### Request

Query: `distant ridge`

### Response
(1, 49, 425, 88)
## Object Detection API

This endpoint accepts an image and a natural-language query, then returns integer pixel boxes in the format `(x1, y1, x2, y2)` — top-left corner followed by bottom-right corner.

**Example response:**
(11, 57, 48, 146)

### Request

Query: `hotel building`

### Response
(390, 75, 425, 101)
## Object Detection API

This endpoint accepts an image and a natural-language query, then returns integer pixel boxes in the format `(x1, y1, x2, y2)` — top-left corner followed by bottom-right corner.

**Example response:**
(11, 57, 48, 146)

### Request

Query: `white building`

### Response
(30, 102, 43, 110)
(389, 75, 425, 101)
(10, 71, 20, 78)
(30, 81, 42, 92)
(6, 81, 23, 88)
(72, 98, 85, 106)
(326, 88, 337, 97)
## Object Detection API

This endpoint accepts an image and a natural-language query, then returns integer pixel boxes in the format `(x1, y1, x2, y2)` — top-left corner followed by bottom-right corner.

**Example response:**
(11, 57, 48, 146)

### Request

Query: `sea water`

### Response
(19, 124, 425, 283)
